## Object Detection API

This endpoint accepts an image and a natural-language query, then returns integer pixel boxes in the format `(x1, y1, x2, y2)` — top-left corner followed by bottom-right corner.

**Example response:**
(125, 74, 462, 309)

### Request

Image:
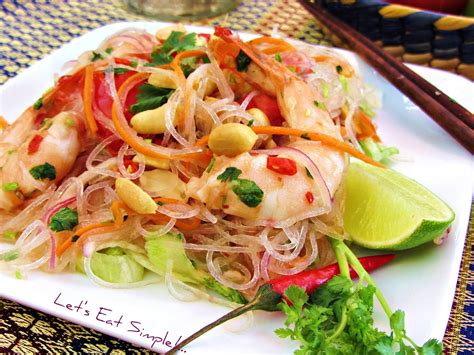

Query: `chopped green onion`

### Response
(247, 119, 254, 127)
(1, 250, 19, 262)
(322, 82, 329, 98)
(2, 182, 18, 191)
(339, 75, 349, 93)
(33, 97, 43, 110)
(275, 52, 282, 63)
(206, 157, 216, 173)
(3, 230, 18, 241)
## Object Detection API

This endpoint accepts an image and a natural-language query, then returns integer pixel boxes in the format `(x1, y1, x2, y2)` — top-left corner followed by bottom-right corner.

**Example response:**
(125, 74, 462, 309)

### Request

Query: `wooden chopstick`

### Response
(298, 0, 474, 154)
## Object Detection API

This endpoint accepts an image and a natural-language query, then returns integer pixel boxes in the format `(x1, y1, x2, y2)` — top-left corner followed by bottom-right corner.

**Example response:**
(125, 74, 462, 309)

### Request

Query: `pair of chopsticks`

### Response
(298, 0, 474, 154)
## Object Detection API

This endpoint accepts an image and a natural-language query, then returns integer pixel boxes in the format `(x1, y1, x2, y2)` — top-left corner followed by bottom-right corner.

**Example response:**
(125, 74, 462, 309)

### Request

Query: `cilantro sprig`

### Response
(148, 31, 197, 66)
(129, 83, 174, 114)
(49, 207, 78, 232)
(276, 238, 443, 355)
(217, 167, 264, 208)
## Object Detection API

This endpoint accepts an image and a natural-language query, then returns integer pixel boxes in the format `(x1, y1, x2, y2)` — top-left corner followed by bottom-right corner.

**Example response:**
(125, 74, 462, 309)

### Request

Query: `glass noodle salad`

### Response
(1, 25, 440, 353)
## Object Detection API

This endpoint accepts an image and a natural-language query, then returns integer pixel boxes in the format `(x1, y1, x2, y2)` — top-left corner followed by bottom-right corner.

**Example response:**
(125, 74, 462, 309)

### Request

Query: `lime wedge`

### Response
(343, 161, 455, 250)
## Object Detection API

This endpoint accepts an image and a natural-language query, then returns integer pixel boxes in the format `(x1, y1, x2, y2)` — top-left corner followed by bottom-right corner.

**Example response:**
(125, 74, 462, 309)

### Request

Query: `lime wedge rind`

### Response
(343, 161, 455, 251)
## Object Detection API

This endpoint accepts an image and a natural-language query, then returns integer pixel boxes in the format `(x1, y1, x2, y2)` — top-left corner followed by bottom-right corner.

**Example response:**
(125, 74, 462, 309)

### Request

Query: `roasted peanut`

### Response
(148, 71, 177, 89)
(246, 108, 270, 126)
(115, 178, 157, 214)
(208, 123, 258, 157)
(130, 102, 175, 134)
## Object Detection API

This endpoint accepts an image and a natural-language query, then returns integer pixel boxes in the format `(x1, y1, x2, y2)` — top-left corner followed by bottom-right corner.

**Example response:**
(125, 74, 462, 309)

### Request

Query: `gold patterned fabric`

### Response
(0, 0, 472, 353)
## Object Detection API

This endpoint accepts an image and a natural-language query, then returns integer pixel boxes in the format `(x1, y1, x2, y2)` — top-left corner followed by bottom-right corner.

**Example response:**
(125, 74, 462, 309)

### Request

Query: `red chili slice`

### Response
(27, 135, 44, 154)
(305, 191, 314, 204)
(124, 159, 139, 173)
(266, 156, 297, 176)
(199, 33, 211, 41)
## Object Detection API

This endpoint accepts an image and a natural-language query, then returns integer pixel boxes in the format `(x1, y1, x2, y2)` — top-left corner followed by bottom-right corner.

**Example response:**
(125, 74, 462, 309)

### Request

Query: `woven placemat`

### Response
(0, 0, 472, 353)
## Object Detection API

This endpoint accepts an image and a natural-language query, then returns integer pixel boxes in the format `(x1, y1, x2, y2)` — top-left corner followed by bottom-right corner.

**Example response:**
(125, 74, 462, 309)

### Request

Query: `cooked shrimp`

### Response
(0, 112, 85, 211)
(187, 31, 347, 224)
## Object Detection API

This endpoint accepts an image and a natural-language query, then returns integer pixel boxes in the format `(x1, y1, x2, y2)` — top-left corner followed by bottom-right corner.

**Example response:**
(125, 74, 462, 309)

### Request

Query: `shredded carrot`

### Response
(353, 110, 381, 142)
(213, 39, 240, 61)
(110, 200, 134, 225)
(251, 126, 384, 168)
(196, 135, 210, 146)
(249, 37, 296, 52)
(56, 222, 114, 256)
(154, 196, 181, 204)
(262, 45, 294, 55)
(0, 115, 8, 129)
(194, 127, 383, 167)
(83, 64, 98, 137)
(175, 217, 201, 231)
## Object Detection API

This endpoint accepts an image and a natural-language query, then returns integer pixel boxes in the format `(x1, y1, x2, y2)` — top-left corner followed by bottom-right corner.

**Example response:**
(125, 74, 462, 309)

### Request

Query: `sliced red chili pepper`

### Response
(199, 33, 211, 41)
(305, 191, 314, 204)
(34, 113, 47, 127)
(27, 134, 44, 154)
(167, 254, 395, 352)
(266, 156, 297, 176)
(114, 58, 132, 66)
(123, 159, 139, 173)
(267, 254, 396, 295)
(214, 26, 233, 38)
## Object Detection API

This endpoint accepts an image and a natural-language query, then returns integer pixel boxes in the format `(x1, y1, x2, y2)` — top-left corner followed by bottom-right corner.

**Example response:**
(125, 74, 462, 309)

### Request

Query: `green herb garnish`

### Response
(217, 167, 242, 182)
(314, 100, 327, 111)
(305, 167, 313, 179)
(33, 97, 43, 110)
(336, 65, 343, 74)
(162, 31, 197, 54)
(3, 230, 18, 241)
(29, 162, 56, 180)
(231, 179, 263, 208)
(105, 47, 113, 54)
(2, 182, 18, 191)
(113, 67, 129, 75)
(300, 132, 310, 140)
(129, 84, 174, 114)
(322, 82, 329, 98)
(91, 51, 103, 62)
(0, 250, 19, 262)
(49, 207, 78, 232)
(247, 119, 254, 127)
(236, 50, 251, 72)
(206, 157, 216, 173)
(275, 52, 282, 63)
(150, 52, 173, 65)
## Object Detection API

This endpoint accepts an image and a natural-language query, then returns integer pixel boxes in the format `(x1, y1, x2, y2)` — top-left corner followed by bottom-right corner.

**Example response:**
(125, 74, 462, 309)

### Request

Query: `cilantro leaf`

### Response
(217, 167, 242, 182)
(236, 50, 251, 72)
(49, 207, 78, 232)
(150, 51, 173, 65)
(231, 178, 263, 207)
(113, 68, 129, 75)
(33, 97, 43, 110)
(29, 163, 56, 180)
(420, 339, 443, 355)
(161, 31, 197, 54)
(129, 84, 174, 114)
(91, 51, 103, 62)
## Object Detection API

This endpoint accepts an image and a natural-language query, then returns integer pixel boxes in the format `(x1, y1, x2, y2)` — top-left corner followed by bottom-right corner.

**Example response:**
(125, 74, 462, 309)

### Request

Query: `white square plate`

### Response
(1, 22, 473, 354)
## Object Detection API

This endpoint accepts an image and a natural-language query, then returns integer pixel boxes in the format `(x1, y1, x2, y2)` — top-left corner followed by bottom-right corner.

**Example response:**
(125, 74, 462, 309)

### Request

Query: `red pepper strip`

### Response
(168, 253, 395, 353)
(266, 156, 298, 176)
(27, 134, 44, 154)
(266, 254, 395, 296)
(123, 159, 139, 173)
